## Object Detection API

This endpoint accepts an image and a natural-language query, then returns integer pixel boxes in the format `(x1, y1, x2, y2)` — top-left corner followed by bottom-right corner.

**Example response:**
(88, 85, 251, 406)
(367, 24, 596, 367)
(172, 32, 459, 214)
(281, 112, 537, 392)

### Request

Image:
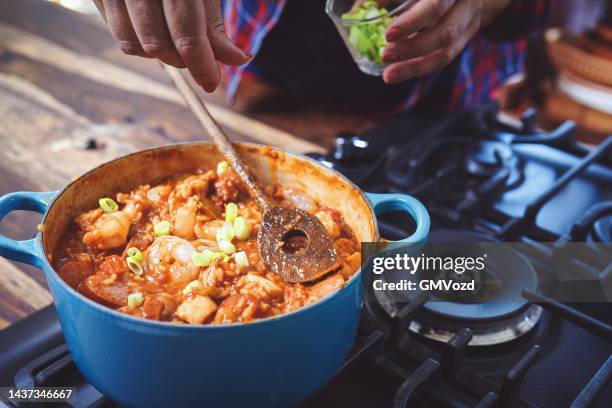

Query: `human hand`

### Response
(93, 0, 251, 92)
(382, 0, 509, 84)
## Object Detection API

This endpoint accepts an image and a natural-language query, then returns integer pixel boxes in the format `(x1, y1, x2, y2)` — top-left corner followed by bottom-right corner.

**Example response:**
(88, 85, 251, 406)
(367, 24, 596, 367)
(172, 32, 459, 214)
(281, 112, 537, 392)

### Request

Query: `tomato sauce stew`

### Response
(53, 165, 361, 324)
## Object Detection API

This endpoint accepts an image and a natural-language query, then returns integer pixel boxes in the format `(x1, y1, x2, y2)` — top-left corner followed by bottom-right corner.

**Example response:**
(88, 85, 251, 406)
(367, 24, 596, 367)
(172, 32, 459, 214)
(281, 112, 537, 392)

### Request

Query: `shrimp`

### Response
(82, 200, 139, 250)
(194, 219, 224, 241)
(173, 196, 198, 240)
(143, 236, 199, 286)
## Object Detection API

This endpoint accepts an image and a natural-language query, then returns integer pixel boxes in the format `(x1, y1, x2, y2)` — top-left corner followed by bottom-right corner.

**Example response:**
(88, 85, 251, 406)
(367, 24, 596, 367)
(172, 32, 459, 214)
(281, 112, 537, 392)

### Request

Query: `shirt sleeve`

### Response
(482, 0, 555, 42)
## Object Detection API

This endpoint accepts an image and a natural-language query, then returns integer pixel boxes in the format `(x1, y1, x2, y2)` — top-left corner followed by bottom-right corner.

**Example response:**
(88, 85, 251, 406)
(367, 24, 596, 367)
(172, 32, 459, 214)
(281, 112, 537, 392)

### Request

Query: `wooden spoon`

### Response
(162, 65, 339, 283)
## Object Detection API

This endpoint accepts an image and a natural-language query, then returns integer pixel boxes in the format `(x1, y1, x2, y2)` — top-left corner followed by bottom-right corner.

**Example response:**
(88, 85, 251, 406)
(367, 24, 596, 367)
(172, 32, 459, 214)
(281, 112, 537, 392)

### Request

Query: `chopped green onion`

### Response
(126, 257, 143, 275)
(99, 197, 118, 213)
(217, 161, 229, 175)
(154, 220, 171, 236)
(192, 249, 213, 267)
(349, 25, 373, 54)
(182, 280, 202, 295)
(233, 216, 251, 240)
(365, 8, 381, 19)
(127, 292, 144, 308)
(216, 221, 235, 243)
(342, 0, 391, 64)
(209, 251, 230, 263)
(219, 240, 236, 255)
(210, 251, 224, 261)
(225, 202, 238, 223)
(126, 247, 143, 262)
(235, 251, 249, 267)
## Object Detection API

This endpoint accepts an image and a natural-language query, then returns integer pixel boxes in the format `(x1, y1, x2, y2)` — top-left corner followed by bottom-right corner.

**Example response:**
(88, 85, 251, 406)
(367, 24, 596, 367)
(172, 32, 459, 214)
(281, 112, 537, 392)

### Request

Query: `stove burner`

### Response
(465, 141, 514, 177)
(408, 303, 542, 346)
(593, 216, 612, 242)
(464, 141, 523, 189)
(374, 230, 542, 346)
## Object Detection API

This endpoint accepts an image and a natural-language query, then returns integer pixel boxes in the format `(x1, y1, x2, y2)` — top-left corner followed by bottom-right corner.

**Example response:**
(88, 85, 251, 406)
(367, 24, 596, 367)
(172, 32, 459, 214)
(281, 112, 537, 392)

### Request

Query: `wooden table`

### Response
(0, 0, 382, 329)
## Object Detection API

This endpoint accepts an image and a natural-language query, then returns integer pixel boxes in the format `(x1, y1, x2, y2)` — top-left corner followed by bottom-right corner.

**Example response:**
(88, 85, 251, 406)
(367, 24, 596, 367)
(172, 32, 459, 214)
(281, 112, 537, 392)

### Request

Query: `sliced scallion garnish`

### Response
(233, 216, 251, 240)
(127, 292, 144, 308)
(219, 240, 236, 255)
(192, 249, 213, 267)
(217, 161, 229, 175)
(126, 257, 143, 275)
(126, 247, 143, 262)
(99, 197, 118, 213)
(225, 202, 238, 223)
(154, 220, 171, 236)
(235, 251, 249, 267)
(210, 251, 229, 263)
(216, 221, 235, 243)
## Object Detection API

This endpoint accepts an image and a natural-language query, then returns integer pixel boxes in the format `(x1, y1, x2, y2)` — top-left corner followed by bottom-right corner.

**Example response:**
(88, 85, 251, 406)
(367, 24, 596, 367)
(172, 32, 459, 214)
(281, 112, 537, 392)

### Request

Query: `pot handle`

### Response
(366, 193, 430, 243)
(0, 191, 57, 268)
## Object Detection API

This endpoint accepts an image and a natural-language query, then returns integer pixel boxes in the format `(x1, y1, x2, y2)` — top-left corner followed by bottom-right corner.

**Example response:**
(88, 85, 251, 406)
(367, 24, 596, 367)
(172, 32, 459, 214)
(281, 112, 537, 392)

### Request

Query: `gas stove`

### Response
(1, 103, 611, 408)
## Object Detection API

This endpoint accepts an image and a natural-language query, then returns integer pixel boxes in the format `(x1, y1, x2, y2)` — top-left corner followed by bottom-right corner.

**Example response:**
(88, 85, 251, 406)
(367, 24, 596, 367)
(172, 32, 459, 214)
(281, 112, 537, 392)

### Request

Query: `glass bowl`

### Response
(326, 0, 418, 76)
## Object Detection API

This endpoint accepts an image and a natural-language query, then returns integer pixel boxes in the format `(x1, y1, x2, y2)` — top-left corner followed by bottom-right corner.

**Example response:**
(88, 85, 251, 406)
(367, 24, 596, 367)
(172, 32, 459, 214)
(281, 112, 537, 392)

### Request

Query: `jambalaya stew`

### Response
(53, 162, 361, 324)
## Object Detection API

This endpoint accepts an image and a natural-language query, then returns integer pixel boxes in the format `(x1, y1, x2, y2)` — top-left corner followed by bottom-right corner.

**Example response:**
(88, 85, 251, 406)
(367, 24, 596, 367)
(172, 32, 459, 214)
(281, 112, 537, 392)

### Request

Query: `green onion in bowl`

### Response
(342, 1, 392, 64)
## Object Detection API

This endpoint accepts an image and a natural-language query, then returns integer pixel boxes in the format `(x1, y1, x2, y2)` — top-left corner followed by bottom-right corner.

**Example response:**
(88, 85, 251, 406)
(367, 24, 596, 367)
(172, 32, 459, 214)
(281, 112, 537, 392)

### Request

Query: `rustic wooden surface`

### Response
(0, 0, 381, 329)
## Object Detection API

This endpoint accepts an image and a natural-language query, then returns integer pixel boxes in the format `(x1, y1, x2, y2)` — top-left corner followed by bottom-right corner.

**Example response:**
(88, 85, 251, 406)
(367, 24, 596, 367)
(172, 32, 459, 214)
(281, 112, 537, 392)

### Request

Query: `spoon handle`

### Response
(162, 64, 269, 210)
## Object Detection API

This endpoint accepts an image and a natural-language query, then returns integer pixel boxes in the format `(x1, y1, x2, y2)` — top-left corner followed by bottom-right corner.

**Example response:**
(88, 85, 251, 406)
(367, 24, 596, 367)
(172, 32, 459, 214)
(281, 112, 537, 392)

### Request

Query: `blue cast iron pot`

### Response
(0, 143, 429, 408)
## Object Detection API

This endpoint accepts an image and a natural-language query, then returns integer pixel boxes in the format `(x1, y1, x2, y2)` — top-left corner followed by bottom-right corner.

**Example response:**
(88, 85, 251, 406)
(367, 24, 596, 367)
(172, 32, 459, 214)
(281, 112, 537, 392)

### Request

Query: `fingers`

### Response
(383, 16, 478, 84)
(101, 0, 248, 92)
(124, 0, 184, 68)
(204, 0, 251, 66)
(102, 0, 148, 57)
(383, 49, 452, 84)
(162, 0, 220, 92)
(382, 0, 475, 64)
(386, 0, 456, 42)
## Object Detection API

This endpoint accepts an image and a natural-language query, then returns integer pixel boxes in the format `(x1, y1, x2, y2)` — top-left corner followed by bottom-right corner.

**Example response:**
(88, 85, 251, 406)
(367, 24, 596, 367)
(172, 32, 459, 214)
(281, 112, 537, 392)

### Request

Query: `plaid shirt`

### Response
(222, 0, 551, 111)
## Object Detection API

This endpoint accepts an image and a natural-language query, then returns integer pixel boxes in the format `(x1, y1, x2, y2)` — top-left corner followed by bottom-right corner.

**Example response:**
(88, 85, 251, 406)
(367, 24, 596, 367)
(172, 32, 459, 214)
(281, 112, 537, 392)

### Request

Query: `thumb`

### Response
(204, 0, 251, 66)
